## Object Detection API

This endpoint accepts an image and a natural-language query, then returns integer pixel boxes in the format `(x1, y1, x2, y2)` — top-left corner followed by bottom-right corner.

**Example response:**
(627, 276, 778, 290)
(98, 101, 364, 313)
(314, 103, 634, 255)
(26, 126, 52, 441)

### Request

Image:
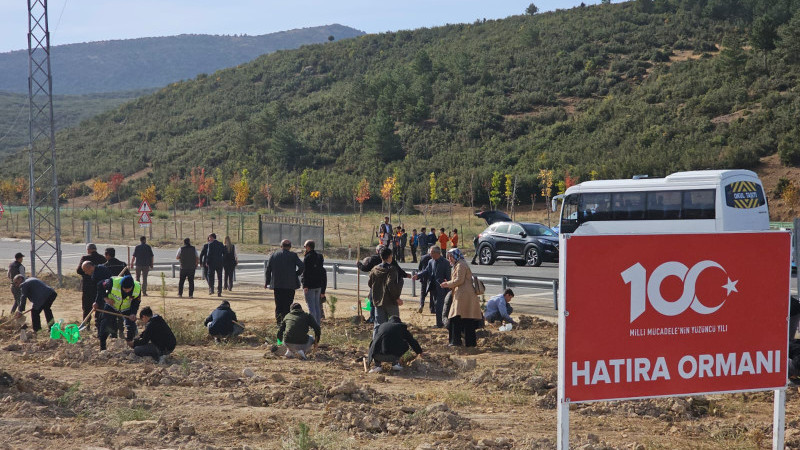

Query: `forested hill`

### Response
(5, 1, 800, 210)
(0, 24, 364, 94)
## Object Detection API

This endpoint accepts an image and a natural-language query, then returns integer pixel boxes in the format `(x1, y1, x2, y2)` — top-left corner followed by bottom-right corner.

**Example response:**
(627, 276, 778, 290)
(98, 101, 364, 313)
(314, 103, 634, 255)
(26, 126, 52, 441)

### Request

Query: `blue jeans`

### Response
(304, 288, 322, 325)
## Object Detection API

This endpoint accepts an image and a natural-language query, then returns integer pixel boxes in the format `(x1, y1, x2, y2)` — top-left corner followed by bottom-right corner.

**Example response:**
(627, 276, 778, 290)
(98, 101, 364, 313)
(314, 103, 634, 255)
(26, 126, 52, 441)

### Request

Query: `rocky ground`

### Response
(0, 286, 798, 449)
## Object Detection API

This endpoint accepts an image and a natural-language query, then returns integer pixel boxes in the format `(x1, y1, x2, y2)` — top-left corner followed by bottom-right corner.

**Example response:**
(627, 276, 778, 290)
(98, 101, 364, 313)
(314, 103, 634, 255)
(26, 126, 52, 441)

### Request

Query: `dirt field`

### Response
(0, 284, 799, 449)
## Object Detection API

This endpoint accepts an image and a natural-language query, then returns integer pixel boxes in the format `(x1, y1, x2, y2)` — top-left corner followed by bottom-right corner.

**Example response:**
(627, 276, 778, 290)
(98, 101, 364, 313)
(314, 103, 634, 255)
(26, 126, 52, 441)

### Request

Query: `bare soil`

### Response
(0, 285, 798, 449)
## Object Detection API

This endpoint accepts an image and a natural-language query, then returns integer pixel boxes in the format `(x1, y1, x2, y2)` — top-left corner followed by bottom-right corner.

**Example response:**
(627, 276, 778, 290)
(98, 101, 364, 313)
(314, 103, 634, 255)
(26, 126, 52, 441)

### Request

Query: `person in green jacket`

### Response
(277, 303, 321, 360)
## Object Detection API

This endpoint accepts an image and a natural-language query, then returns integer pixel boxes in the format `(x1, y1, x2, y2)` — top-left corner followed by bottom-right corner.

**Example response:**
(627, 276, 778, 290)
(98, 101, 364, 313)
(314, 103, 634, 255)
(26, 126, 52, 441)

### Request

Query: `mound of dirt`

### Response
(324, 401, 473, 436)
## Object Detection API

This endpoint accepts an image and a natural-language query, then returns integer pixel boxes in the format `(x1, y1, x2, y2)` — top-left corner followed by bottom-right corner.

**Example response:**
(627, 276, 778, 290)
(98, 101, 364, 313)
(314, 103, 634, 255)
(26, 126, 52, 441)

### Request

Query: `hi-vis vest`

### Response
(109, 277, 141, 311)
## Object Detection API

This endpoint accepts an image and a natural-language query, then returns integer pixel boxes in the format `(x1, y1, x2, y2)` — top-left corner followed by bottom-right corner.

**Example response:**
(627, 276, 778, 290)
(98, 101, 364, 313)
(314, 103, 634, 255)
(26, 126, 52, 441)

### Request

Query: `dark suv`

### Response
(476, 222, 559, 267)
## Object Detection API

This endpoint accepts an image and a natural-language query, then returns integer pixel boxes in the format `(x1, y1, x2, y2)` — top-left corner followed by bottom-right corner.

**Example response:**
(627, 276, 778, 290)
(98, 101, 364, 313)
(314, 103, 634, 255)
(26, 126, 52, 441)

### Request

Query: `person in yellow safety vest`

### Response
(93, 274, 141, 351)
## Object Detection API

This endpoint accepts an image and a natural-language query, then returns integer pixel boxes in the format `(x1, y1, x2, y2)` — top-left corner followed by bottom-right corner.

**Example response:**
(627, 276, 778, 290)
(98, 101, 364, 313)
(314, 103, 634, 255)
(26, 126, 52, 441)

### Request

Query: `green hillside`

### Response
(4, 0, 800, 210)
(0, 90, 153, 156)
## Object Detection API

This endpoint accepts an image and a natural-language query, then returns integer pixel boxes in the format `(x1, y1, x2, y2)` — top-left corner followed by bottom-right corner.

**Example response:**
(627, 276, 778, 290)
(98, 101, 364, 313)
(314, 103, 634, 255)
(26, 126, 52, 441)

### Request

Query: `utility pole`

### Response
(27, 0, 62, 283)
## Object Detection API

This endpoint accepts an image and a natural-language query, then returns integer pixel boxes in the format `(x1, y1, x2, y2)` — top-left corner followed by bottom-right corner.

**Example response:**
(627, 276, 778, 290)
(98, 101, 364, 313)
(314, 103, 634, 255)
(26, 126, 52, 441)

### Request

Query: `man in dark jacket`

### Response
(265, 239, 305, 323)
(277, 303, 321, 360)
(76, 243, 107, 330)
(204, 300, 243, 341)
(412, 246, 451, 328)
(358, 245, 384, 324)
(131, 236, 154, 296)
(7, 253, 25, 314)
(95, 275, 141, 350)
(205, 233, 226, 297)
(176, 238, 199, 298)
(132, 307, 176, 362)
(416, 250, 433, 315)
(368, 247, 405, 339)
(301, 240, 326, 326)
(13, 275, 57, 332)
(81, 261, 114, 328)
(365, 316, 423, 373)
(418, 227, 429, 256)
(104, 247, 127, 276)
(199, 237, 209, 286)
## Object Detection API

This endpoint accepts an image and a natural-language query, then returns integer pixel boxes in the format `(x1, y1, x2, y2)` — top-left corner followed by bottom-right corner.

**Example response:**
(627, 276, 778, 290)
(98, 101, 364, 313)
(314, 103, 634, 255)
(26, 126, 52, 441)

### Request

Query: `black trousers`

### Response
(223, 263, 236, 290)
(448, 316, 478, 347)
(419, 279, 435, 312)
(81, 288, 97, 328)
(273, 288, 296, 323)
(98, 304, 137, 350)
(31, 292, 57, 332)
(179, 268, 195, 297)
(410, 245, 417, 263)
(207, 265, 223, 294)
(134, 343, 162, 361)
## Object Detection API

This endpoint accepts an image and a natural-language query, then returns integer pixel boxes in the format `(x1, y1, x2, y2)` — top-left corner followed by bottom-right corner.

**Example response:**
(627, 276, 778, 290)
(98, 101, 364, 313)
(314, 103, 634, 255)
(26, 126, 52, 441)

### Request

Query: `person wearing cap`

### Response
(131, 307, 176, 362)
(204, 300, 244, 342)
(176, 238, 199, 298)
(76, 243, 107, 331)
(440, 248, 483, 347)
(13, 275, 57, 333)
(131, 236, 154, 296)
(365, 316, 423, 373)
(265, 239, 305, 323)
(277, 303, 320, 360)
(7, 252, 25, 314)
(94, 274, 141, 350)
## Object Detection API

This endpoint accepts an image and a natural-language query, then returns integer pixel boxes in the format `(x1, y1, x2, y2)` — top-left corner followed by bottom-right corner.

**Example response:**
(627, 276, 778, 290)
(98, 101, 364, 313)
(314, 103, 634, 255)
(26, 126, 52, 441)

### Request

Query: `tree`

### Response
(162, 175, 186, 235)
(365, 110, 403, 163)
(298, 168, 311, 213)
(259, 181, 274, 210)
(213, 168, 225, 203)
(538, 169, 554, 227)
(381, 175, 397, 221)
(751, 15, 778, 71)
(328, 35, 335, 42)
(489, 171, 501, 210)
(782, 181, 799, 208)
(354, 177, 370, 222)
(139, 184, 157, 207)
(190, 167, 214, 208)
(230, 169, 251, 209)
(778, 11, 800, 64)
(525, 3, 539, 15)
(91, 179, 111, 204)
(505, 174, 513, 210)
(108, 172, 124, 209)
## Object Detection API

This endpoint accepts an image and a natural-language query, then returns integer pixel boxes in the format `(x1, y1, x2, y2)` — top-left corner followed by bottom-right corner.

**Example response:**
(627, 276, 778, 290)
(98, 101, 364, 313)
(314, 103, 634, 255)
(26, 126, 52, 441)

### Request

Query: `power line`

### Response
(53, 0, 69, 32)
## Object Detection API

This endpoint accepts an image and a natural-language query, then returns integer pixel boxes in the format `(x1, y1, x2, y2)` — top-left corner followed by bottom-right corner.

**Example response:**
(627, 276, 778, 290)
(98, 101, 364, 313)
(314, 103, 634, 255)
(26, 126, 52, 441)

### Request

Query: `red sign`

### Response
(562, 232, 790, 402)
(138, 201, 151, 213)
(138, 212, 152, 224)
(0, 201, 4, 218)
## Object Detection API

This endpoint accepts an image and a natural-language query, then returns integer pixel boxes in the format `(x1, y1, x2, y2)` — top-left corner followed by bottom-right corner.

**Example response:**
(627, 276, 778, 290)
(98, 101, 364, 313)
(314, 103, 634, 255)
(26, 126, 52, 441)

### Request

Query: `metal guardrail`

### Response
(153, 260, 559, 310)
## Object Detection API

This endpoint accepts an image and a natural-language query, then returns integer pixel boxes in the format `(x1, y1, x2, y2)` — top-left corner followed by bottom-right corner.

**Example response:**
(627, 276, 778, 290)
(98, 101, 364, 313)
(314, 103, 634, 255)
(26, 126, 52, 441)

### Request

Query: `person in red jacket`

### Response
(438, 228, 449, 250)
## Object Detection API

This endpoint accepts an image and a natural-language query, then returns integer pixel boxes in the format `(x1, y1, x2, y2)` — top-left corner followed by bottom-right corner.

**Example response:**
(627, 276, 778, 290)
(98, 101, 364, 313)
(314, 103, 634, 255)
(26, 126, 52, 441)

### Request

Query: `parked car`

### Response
(475, 210, 512, 226)
(476, 221, 559, 267)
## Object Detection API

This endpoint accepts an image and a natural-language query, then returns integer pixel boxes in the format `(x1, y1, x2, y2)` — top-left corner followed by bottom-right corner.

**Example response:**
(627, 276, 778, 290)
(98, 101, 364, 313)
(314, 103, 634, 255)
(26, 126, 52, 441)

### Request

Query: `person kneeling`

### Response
(131, 307, 176, 363)
(365, 316, 423, 373)
(484, 289, 516, 326)
(277, 303, 320, 360)
(204, 300, 244, 342)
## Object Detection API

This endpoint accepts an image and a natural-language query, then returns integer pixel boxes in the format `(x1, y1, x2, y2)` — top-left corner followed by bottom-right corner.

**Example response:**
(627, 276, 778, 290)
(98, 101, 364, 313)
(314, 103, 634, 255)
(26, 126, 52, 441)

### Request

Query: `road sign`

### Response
(138, 201, 152, 213)
(560, 232, 790, 403)
(0, 201, 4, 218)
(138, 212, 152, 225)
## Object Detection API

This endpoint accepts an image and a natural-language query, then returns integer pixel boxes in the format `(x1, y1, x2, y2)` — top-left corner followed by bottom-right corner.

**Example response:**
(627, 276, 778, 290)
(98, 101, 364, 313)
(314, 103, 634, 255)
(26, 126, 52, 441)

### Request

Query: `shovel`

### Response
(0, 309, 32, 328)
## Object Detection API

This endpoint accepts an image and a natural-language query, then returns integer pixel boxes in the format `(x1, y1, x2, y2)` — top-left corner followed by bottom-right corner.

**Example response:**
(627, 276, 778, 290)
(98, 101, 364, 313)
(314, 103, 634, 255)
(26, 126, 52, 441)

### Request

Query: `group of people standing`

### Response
(377, 216, 459, 264)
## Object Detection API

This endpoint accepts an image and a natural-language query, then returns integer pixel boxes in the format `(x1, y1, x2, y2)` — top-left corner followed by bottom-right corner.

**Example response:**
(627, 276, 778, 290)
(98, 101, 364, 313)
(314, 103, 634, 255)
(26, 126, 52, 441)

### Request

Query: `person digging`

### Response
(364, 315, 423, 373)
(93, 275, 141, 351)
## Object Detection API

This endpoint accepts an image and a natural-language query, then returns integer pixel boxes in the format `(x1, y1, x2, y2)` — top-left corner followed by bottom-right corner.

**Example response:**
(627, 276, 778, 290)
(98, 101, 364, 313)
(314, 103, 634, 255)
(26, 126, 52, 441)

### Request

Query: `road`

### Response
(3, 238, 793, 320)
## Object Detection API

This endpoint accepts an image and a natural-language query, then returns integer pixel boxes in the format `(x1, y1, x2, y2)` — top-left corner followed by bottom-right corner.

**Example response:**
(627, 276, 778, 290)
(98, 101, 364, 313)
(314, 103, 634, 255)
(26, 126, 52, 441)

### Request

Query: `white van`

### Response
(554, 170, 769, 235)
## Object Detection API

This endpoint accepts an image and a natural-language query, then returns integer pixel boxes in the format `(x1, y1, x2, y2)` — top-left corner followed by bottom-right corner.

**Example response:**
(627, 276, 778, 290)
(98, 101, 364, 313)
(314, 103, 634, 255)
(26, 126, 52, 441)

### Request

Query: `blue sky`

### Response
(0, 0, 606, 53)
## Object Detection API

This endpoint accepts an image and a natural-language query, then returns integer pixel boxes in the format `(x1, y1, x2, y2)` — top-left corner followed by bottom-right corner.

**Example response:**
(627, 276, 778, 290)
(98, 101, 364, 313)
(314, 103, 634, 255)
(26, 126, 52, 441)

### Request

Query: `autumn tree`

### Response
(230, 169, 251, 209)
(108, 173, 125, 209)
(162, 175, 187, 236)
(504, 174, 513, 210)
(213, 168, 225, 203)
(190, 167, 214, 208)
(139, 183, 157, 207)
(354, 177, 370, 223)
(381, 175, 397, 222)
(538, 169, 554, 227)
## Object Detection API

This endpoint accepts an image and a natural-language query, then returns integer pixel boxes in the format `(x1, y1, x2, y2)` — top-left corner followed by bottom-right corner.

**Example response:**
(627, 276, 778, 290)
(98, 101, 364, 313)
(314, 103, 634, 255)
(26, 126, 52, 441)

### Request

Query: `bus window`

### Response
(646, 191, 681, 219)
(724, 182, 765, 209)
(580, 193, 612, 221)
(611, 192, 646, 220)
(560, 194, 580, 234)
(683, 190, 715, 219)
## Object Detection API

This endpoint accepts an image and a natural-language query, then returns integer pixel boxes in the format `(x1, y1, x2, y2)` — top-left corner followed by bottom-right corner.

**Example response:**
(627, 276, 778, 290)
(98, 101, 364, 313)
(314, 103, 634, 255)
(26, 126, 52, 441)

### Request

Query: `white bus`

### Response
(554, 169, 769, 235)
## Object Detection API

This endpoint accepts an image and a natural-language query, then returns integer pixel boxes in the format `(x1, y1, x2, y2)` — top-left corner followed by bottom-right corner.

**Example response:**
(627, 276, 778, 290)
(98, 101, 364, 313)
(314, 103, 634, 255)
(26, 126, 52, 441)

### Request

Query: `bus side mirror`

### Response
(551, 194, 564, 212)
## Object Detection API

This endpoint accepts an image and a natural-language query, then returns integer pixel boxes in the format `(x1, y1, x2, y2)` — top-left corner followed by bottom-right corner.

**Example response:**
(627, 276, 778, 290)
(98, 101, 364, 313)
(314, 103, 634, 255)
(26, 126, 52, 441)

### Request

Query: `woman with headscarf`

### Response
(440, 248, 483, 347)
(223, 236, 238, 291)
